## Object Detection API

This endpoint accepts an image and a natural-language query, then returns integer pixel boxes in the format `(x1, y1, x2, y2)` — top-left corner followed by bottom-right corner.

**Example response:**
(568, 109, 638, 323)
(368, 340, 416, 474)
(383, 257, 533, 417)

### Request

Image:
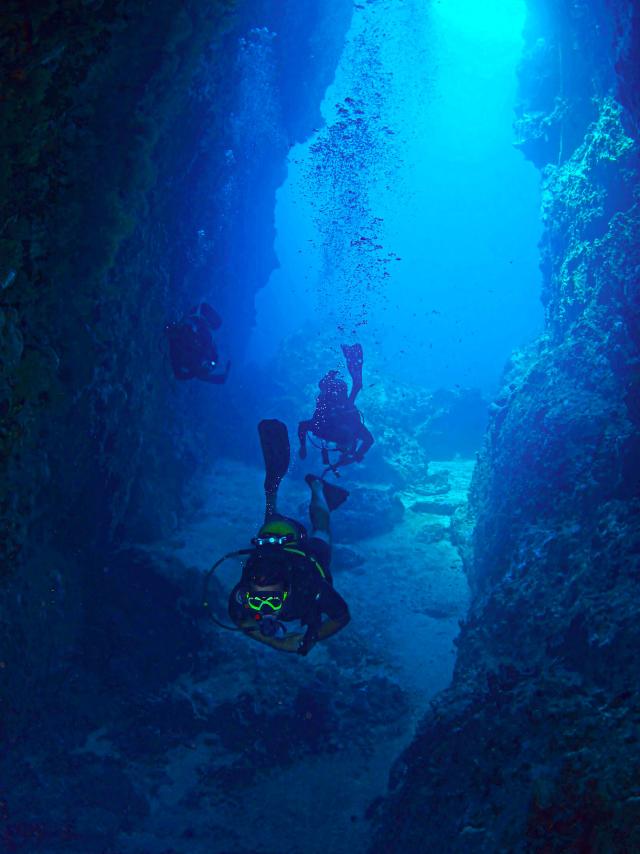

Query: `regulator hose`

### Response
(201, 548, 252, 632)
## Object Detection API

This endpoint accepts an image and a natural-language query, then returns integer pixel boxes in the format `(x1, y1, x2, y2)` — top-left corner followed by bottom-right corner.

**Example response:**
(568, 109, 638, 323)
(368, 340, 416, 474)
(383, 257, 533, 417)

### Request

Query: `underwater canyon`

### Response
(1, 0, 638, 852)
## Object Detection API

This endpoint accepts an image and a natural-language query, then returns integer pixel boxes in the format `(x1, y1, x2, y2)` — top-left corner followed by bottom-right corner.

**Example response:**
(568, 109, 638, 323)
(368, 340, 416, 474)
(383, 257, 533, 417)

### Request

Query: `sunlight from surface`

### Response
(250, 0, 541, 395)
(433, 0, 527, 43)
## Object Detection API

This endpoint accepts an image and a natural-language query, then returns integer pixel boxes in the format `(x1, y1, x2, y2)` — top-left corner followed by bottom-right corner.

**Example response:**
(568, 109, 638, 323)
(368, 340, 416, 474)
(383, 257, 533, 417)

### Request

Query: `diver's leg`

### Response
(305, 474, 349, 516)
(306, 477, 331, 541)
(298, 419, 312, 459)
(265, 488, 278, 521)
(342, 343, 363, 402)
(258, 420, 290, 521)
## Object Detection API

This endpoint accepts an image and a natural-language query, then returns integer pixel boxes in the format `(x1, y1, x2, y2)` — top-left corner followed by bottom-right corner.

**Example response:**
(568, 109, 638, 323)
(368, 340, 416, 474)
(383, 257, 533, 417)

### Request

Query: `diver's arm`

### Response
(298, 587, 350, 655)
(318, 612, 350, 640)
(229, 599, 304, 652)
(297, 613, 350, 656)
(248, 605, 350, 655)
(174, 365, 195, 380)
(240, 623, 305, 652)
(203, 360, 231, 384)
(354, 424, 374, 460)
(196, 359, 231, 384)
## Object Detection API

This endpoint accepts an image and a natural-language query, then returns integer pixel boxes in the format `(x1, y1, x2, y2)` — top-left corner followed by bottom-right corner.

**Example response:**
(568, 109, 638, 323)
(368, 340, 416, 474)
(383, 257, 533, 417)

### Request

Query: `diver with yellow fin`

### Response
(203, 420, 350, 655)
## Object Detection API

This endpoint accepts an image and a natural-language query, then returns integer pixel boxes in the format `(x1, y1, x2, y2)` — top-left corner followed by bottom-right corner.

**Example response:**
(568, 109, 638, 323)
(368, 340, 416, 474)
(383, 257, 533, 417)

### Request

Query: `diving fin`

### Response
(305, 474, 349, 511)
(341, 343, 363, 375)
(341, 343, 363, 400)
(258, 419, 290, 496)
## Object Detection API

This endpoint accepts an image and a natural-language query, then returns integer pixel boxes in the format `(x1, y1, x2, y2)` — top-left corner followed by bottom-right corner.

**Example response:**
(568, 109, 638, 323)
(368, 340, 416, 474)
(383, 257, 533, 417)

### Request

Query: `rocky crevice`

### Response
(371, 1, 640, 851)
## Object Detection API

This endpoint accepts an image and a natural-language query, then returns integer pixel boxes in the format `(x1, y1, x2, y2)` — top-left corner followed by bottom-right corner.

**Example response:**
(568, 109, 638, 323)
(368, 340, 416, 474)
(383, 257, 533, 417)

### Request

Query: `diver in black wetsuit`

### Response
(227, 420, 350, 656)
(165, 302, 231, 384)
(298, 343, 374, 473)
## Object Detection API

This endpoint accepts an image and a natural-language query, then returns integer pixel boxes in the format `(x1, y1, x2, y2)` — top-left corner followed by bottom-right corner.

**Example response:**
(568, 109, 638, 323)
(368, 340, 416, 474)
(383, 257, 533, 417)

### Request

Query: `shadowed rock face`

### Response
(0, 0, 352, 740)
(0, 0, 352, 559)
(1, 3, 358, 850)
(370, 2, 640, 851)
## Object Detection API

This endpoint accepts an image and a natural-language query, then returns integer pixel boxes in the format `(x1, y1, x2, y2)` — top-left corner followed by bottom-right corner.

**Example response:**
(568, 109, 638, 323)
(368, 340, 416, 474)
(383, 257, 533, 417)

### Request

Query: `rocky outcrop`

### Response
(0, 0, 351, 738)
(370, 1, 640, 851)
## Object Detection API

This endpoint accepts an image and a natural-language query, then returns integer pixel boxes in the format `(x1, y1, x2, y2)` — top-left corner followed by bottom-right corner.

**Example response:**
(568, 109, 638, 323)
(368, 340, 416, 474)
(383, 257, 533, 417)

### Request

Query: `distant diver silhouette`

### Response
(298, 343, 374, 476)
(165, 302, 230, 384)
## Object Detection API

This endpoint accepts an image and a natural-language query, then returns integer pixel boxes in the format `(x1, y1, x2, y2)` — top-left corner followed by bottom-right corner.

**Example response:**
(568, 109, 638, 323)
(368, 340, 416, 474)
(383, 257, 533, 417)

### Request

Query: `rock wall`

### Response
(0, 0, 351, 735)
(370, 1, 640, 851)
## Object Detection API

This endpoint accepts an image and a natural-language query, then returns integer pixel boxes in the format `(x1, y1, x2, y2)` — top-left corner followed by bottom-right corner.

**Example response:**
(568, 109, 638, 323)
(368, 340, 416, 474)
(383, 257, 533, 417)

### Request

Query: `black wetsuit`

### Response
(228, 539, 349, 644)
(299, 398, 374, 463)
(166, 303, 229, 384)
(313, 399, 371, 450)
(298, 345, 374, 464)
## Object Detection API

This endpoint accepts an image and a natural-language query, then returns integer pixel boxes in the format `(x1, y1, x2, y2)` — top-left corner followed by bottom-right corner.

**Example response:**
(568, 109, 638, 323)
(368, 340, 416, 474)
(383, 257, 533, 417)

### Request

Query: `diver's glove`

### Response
(297, 631, 318, 656)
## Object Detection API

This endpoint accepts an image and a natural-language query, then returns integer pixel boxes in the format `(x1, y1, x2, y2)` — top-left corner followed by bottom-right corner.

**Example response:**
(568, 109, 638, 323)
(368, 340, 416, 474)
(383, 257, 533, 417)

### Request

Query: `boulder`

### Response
(320, 484, 404, 543)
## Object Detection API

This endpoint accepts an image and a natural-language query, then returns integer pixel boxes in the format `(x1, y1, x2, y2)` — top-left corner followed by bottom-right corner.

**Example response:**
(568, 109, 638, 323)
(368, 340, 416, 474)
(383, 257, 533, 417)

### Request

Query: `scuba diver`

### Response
(298, 343, 374, 475)
(165, 302, 231, 384)
(224, 419, 351, 655)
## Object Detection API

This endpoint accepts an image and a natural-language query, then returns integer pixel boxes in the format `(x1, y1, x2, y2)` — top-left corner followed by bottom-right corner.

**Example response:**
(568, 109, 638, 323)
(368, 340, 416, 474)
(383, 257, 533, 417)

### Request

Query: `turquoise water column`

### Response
(250, 0, 542, 395)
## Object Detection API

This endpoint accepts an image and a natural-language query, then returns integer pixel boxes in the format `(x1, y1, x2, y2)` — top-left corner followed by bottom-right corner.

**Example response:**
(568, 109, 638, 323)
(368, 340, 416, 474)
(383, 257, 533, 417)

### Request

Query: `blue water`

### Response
(250, 0, 542, 395)
(3, 3, 553, 853)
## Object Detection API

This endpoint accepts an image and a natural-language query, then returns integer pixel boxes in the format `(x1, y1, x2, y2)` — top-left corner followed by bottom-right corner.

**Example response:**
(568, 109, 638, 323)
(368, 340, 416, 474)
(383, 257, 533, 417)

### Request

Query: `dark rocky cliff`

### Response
(0, 0, 351, 739)
(371, 1, 640, 851)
